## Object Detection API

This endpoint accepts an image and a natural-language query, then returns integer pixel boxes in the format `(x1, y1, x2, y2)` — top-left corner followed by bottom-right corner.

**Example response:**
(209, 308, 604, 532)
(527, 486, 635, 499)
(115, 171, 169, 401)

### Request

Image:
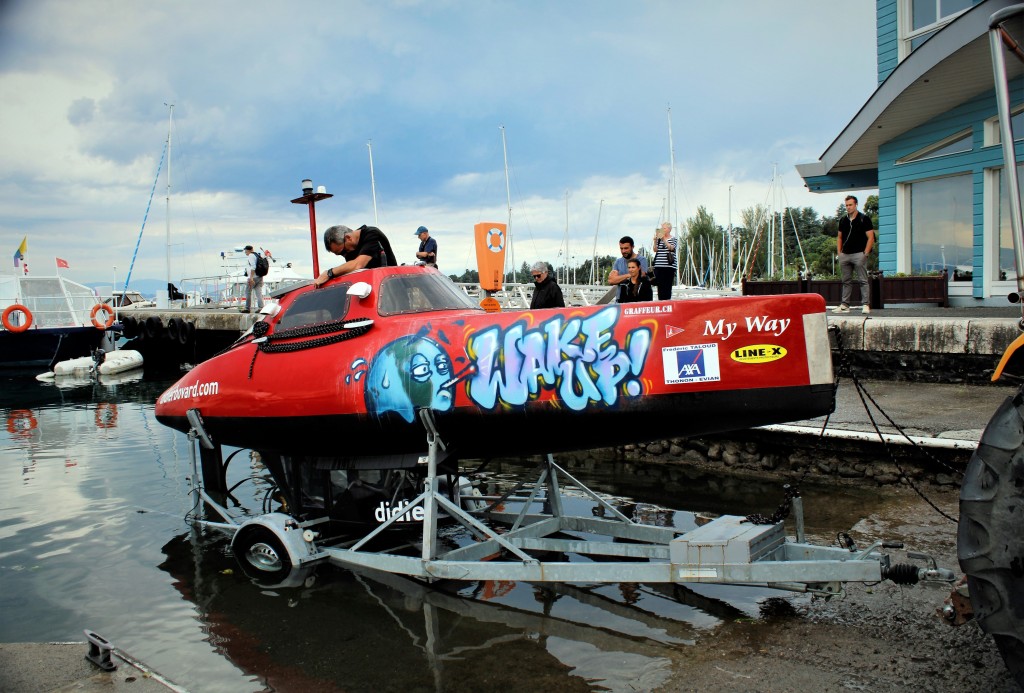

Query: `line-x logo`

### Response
(730, 344, 787, 364)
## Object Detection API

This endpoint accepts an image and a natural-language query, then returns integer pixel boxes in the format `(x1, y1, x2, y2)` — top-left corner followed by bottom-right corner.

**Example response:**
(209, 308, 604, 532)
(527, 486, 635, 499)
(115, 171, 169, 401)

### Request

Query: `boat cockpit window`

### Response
(377, 272, 484, 316)
(276, 283, 352, 330)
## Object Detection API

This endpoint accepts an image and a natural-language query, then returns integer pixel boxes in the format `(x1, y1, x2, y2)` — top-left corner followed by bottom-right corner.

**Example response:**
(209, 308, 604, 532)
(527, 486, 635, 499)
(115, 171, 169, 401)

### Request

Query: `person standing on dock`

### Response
(316, 224, 397, 286)
(834, 195, 875, 314)
(651, 222, 677, 301)
(607, 236, 648, 303)
(414, 226, 438, 268)
(243, 245, 264, 313)
(529, 261, 564, 309)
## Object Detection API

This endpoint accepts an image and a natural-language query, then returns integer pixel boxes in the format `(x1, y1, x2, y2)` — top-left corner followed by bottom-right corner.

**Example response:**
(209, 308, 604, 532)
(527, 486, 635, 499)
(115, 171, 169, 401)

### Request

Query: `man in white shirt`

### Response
(243, 245, 264, 314)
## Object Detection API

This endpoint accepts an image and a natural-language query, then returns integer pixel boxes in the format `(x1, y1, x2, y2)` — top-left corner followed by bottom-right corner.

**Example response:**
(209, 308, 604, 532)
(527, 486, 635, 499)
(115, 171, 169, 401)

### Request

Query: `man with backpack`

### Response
(243, 245, 266, 313)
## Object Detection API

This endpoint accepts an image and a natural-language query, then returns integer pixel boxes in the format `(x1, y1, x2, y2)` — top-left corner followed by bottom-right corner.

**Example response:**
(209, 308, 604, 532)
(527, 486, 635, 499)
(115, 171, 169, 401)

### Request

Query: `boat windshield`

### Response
(0, 277, 96, 328)
(377, 272, 484, 316)
(276, 283, 352, 331)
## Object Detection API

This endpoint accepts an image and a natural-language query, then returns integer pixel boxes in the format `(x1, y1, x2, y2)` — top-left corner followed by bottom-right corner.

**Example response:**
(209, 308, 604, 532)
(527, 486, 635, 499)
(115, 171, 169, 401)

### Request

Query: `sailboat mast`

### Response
(367, 140, 379, 225)
(500, 125, 513, 282)
(564, 190, 570, 285)
(727, 185, 733, 288)
(667, 106, 680, 285)
(590, 199, 603, 285)
(165, 103, 173, 294)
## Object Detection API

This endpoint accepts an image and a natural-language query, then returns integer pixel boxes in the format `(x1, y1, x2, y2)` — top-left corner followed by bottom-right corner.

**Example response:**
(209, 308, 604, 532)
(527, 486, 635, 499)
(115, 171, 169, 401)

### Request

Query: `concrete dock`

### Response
(0, 641, 181, 692)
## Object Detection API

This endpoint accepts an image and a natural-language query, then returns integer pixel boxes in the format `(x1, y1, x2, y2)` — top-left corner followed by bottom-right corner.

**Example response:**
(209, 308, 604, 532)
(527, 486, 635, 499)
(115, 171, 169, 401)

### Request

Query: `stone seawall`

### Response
(829, 315, 1019, 385)
(549, 429, 968, 490)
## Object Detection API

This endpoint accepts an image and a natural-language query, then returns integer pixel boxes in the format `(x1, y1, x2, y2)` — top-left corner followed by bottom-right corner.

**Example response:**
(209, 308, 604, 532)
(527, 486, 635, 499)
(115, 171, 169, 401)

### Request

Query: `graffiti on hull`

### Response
(364, 335, 457, 423)
(361, 306, 653, 420)
(466, 306, 651, 411)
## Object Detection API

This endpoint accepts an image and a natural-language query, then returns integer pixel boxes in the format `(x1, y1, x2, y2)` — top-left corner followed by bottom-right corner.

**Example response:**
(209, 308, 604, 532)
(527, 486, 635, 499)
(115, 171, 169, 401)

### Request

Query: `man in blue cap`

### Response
(414, 226, 438, 268)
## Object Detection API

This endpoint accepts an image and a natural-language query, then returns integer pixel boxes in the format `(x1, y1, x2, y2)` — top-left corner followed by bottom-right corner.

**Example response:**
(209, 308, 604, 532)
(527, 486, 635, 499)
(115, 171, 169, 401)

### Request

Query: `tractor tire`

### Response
(958, 386, 1024, 689)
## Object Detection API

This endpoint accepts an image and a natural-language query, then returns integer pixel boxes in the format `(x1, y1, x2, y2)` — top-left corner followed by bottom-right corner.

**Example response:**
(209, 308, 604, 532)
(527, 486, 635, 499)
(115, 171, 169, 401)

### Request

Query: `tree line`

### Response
(448, 195, 880, 286)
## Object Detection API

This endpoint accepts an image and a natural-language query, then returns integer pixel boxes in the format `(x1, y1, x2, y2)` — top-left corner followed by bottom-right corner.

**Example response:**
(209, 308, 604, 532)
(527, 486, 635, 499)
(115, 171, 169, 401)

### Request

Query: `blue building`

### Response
(797, 0, 1023, 305)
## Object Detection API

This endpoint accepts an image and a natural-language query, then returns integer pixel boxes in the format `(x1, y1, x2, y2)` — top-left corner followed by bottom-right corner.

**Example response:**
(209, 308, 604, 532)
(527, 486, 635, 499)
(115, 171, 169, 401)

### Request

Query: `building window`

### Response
(901, 0, 973, 56)
(997, 164, 1024, 281)
(896, 129, 972, 164)
(984, 107, 1024, 147)
(908, 173, 973, 278)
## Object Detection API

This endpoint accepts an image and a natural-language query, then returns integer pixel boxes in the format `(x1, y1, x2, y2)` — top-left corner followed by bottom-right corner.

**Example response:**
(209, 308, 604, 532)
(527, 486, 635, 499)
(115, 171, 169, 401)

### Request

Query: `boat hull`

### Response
(159, 383, 833, 462)
(0, 326, 105, 369)
(156, 266, 835, 462)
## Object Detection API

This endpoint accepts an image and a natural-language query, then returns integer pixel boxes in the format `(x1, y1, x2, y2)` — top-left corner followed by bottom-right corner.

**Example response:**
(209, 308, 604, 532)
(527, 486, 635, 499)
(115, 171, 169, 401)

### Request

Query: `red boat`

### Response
(155, 265, 835, 464)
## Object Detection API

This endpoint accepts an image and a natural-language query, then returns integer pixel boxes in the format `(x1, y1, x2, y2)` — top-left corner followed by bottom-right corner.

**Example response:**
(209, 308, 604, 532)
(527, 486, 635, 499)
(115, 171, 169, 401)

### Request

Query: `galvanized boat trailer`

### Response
(183, 408, 953, 594)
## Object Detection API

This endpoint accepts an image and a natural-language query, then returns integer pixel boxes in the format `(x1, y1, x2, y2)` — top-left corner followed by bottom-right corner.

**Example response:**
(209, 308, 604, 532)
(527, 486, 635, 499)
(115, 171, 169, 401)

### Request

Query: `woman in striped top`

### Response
(651, 222, 677, 300)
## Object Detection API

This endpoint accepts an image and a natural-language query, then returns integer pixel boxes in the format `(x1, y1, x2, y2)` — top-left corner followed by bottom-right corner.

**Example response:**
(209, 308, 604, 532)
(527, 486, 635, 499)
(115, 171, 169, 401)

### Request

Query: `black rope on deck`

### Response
(246, 319, 374, 379)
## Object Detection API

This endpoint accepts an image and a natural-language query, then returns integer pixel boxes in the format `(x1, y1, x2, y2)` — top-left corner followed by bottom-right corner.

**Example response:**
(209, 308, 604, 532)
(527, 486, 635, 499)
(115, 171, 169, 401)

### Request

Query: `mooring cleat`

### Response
(84, 629, 117, 671)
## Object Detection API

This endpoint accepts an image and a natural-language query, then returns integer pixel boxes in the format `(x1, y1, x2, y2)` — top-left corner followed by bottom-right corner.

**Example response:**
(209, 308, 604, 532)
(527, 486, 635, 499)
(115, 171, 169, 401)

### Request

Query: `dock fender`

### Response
(121, 315, 138, 339)
(143, 316, 162, 340)
(991, 332, 1024, 381)
(167, 317, 184, 343)
(231, 513, 321, 586)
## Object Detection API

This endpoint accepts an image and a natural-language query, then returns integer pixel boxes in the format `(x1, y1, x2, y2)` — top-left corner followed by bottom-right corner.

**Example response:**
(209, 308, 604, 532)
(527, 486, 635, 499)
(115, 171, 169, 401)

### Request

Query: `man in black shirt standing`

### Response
(316, 224, 397, 286)
(834, 195, 875, 314)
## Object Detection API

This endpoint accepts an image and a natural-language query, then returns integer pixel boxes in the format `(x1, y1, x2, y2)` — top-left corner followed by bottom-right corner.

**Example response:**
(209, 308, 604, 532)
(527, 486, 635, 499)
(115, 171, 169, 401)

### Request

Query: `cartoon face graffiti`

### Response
(365, 335, 455, 422)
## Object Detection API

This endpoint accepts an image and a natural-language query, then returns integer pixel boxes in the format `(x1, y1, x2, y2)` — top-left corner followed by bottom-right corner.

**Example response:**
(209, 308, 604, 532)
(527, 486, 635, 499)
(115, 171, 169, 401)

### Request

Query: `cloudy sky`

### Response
(0, 0, 879, 286)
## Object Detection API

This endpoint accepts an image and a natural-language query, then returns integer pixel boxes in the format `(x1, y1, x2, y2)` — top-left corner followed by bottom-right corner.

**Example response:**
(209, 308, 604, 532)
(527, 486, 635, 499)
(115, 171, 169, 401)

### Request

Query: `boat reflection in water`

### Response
(157, 476, 788, 693)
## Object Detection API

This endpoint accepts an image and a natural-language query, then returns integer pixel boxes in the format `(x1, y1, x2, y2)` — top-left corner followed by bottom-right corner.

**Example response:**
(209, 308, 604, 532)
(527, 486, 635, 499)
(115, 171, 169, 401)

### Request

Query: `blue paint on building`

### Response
(799, 0, 1023, 305)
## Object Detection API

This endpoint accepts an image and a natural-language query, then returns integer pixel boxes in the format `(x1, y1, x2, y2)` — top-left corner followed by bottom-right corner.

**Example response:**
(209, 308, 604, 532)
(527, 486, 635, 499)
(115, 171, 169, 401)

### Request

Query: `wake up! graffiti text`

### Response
(466, 306, 652, 411)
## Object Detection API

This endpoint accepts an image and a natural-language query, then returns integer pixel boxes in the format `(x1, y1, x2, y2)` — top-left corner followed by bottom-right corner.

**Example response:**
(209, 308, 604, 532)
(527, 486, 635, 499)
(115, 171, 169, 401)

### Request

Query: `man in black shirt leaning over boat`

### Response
(834, 195, 875, 314)
(316, 224, 398, 286)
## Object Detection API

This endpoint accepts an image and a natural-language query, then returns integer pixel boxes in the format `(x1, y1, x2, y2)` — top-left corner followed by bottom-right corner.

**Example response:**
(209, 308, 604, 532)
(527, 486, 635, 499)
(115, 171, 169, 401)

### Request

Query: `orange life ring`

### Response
(94, 402, 118, 429)
(2, 304, 32, 332)
(6, 409, 38, 437)
(90, 303, 115, 330)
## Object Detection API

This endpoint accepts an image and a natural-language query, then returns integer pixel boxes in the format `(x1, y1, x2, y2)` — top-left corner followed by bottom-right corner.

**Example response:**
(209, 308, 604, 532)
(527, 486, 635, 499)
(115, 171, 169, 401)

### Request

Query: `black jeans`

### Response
(653, 266, 675, 300)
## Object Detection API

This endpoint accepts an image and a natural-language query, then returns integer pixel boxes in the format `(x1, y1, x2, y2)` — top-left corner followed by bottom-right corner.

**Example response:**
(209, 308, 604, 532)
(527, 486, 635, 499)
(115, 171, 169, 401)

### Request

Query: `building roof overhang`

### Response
(797, 0, 1024, 192)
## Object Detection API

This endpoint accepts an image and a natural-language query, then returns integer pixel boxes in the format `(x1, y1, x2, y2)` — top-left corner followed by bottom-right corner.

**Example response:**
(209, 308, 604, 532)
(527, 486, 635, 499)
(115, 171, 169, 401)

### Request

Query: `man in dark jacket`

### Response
(529, 261, 564, 309)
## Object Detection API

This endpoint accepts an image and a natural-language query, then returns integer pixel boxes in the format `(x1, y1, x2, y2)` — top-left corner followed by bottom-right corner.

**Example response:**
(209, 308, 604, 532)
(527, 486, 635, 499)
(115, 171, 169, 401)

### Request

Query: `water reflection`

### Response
(0, 371, 902, 692)
(159, 530, 683, 692)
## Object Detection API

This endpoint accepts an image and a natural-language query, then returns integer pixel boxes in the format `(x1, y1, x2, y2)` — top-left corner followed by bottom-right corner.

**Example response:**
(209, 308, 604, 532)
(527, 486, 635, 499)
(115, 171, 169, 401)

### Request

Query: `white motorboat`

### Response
(178, 248, 308, 308)
(1, 273, 113, 369)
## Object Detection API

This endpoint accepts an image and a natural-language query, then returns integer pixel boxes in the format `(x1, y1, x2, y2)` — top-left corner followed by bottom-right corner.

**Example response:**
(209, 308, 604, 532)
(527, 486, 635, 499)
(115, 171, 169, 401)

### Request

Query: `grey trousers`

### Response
(246, 276, 264, 312)
(838, 251, 869, 307)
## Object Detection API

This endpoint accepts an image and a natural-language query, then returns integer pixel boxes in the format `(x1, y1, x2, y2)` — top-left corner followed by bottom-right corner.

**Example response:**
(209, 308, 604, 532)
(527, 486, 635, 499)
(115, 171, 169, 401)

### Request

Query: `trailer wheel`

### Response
(958, 387, 1024, 688)
(233, 526, 292, 577)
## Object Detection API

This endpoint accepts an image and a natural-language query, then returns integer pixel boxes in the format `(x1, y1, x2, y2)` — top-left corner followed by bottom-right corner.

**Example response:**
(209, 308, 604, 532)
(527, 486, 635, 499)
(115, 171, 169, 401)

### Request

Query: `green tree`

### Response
(448, 269, 479, 283)
(682, 206, 724, 285)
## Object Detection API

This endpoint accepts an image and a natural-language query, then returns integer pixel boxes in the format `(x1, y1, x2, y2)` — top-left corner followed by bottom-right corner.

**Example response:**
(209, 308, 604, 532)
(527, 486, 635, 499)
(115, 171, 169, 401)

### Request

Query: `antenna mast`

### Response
(164, 103, 174, 296)
(500, 125, 513, 282)
(367, 140, 379, 225)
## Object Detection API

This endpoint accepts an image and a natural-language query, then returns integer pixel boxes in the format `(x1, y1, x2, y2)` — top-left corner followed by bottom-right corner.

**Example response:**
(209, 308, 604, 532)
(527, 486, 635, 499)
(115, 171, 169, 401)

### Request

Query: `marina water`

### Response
(1, 370, 888, 692)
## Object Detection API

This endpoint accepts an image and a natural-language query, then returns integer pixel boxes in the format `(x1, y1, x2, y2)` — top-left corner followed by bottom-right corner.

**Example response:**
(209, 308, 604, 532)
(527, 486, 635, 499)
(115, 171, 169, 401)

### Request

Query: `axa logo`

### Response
(662, 343, 721, 384)
(730, 344, 787, 364)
